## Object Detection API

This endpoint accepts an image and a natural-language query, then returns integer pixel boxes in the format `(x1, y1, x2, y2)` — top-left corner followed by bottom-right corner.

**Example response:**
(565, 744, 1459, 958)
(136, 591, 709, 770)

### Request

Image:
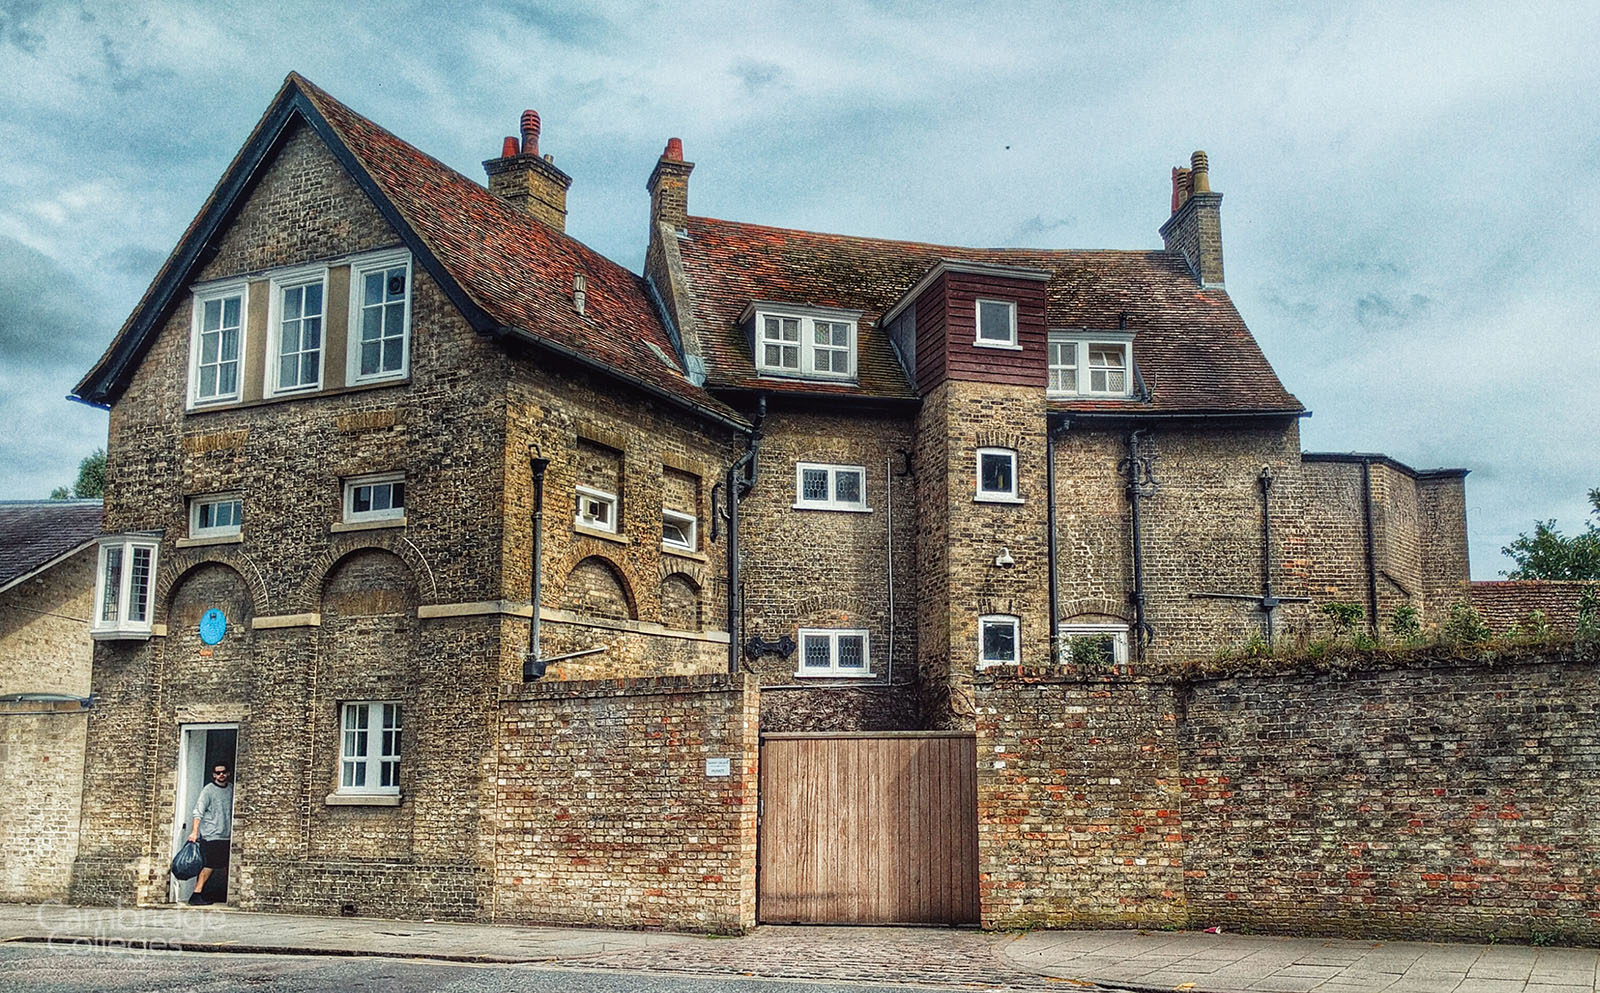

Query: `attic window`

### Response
(748, 304, 859, 382)
(1048, 332, 1135, 398)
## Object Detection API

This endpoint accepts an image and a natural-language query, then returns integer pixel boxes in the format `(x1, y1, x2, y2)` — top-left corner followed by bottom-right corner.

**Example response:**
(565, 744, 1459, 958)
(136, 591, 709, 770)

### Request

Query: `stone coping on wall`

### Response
(974, 639, 1589, 688)
(499, 671, 753, 702)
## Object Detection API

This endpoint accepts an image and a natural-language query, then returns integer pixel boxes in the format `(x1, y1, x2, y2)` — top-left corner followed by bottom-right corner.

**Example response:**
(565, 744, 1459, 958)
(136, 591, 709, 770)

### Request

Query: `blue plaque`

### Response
(199, 609, 227, 646)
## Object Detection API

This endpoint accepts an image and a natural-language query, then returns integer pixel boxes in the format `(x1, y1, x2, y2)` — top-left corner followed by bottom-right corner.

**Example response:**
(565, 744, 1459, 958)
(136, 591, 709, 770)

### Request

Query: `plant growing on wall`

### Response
(1442, 601, 1492, 646)
(1320, 601, 1366, 641)
(1577, 587, 1600, 653)
(1388, 604, 1422, 643)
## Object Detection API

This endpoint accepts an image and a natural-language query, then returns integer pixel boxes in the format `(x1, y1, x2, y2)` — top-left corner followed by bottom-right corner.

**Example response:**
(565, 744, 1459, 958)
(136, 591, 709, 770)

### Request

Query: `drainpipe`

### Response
(1258, 465, 1278, 645)
(523, 455, 550, 681)
(1122, 429, 1157, 657)
(1360, 459, 1379, 634)
(723, 395, 766, 674)
(1045, 414, 1069, 663)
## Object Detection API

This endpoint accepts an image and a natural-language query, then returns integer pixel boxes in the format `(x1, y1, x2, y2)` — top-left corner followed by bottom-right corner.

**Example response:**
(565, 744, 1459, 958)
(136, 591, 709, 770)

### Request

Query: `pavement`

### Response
(1, 902, 1596, 992)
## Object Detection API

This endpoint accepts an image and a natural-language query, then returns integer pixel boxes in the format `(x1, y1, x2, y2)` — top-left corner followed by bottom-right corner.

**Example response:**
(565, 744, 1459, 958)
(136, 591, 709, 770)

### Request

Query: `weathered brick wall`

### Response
(735, 405, 922, 730)
(977, 650, 1600, 943)
(494, 673, 759, 933)
(0, 545, 94, 899)
(975, 668, 1186, 928)
(1471, 580, 1596, 634)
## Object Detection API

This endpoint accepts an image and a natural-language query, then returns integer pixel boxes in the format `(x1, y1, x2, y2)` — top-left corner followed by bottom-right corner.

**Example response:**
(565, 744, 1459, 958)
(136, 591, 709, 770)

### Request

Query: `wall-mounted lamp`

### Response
(994, 547, 1015, 568)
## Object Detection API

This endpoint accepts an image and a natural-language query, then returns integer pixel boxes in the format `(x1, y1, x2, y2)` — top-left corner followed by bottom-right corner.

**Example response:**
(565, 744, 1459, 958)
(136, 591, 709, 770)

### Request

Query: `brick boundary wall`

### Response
(494, 673, 759, 934)
(1470, 581, 1596, 635)
(976, 649, 1600, 943)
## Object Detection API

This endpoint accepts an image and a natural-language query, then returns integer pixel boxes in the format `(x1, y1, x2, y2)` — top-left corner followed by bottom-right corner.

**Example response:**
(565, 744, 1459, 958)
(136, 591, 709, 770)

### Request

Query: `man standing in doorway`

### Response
(187, 763, 233, 905)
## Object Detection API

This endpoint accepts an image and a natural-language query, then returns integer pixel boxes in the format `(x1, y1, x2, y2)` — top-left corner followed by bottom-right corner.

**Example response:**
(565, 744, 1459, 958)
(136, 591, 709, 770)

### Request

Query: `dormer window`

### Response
(1048, 332, 1135, 398)
(746, 303, 860, 381)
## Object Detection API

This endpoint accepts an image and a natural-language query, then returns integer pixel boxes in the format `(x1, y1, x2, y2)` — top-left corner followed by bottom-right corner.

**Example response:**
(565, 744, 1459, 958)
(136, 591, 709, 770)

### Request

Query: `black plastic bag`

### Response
(170, 840, 203, 880)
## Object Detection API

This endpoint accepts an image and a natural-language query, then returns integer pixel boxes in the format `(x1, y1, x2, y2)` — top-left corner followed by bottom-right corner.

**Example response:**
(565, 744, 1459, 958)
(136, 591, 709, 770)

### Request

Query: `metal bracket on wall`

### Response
(745, 634, 796, 660)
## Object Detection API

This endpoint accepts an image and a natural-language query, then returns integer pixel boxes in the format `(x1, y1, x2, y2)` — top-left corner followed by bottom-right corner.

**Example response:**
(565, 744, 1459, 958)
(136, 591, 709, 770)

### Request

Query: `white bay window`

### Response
(93, 535, 159, 639)
(1048, 332, 1135, 398)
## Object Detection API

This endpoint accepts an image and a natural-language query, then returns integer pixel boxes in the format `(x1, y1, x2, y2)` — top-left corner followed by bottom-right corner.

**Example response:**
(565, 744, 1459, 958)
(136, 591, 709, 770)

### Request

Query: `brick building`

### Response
(0, 499, 102, 901)
(62, 74, 1469, 919)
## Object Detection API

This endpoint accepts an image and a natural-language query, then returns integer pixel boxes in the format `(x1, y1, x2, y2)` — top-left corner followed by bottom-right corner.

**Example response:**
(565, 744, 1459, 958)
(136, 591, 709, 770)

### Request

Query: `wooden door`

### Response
(758, 732, 978, 924)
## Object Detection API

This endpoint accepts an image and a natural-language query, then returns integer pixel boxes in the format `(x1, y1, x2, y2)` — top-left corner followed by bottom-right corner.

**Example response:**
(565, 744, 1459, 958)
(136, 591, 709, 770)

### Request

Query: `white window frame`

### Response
(1047, 332, 1135, 398)
(188, 493, 243, 539)
(975, 447, 1021, 503)
(575, 485, 619, 533)
(977, 614, 1021, 668)
(750, 305, 859, 382)
(265, 265, 329, 397)
(795, 628, 873, 677)
(186, 282, 248, 408)
(1058, 623, 1130, 665)
(662, 508, 697, 552)
(345, 249, 413, 386)
(974, 298, 1019, 349)
(337, 700, 402, 796)
(793, 462, 870, 512)
(343, 472, 406, 524)
(92, 535, 159, 639)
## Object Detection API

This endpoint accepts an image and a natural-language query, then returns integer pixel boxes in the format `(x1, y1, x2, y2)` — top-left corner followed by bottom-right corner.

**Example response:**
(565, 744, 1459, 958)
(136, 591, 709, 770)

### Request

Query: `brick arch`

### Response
(319, 547, 419, 618)
(154, 549, 269, 625)
(560, 555, 636, 621)
(659, 571, 702, 632)
(1058, 597, 1131, 623)
(293, 532, 437, 611)
(792, 592, 867, 620)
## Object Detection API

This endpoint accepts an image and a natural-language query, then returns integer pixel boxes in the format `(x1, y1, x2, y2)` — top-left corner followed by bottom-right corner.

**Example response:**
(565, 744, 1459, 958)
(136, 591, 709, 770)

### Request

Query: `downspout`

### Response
(1258, 466, 1278, 645)
(885, 453, 895, 688)
(1122, 429, 1157, 657)
(1046, 414, 1068, 663)
(523, 456, 550, 681)
(724, 395, 766, 675)
(1360, 459, 1379, 634)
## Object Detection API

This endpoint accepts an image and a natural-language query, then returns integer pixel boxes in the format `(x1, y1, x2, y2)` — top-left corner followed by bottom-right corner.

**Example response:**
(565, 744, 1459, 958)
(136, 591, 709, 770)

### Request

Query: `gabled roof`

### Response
(678, 216, 1305, 416)
(74, 73, 744, 431)
(0, 500, 103, 592)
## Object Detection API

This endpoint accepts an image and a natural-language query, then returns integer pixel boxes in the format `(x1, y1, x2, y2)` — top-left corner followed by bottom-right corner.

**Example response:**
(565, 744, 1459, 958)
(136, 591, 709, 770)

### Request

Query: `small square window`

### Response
(189, 493, 243, 538)
(576, 485, 619, 533)
(338, 701, 402, 796)
(978, 615, 1020, 667)
(344, 473, 405, 524)
(976, 448, 1020, 503)
(975, 299, 1017, 348)
(93, 536, 159, 639)
(795, 628, 873, 677)
(662, 508, 697, 551)
(793, 463, 869, 512)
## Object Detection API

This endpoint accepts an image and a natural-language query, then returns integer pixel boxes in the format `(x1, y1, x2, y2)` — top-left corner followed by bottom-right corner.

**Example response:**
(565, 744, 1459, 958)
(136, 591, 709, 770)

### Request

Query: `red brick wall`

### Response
(1470, 581, 1595, 634)
(977, 649, 1600, 942)
(494, 673, 759, 933)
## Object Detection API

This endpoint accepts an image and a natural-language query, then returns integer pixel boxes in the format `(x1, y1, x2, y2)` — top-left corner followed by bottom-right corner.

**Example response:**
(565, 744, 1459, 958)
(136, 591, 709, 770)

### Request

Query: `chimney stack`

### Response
(647, 137, 694, 234)
(484, 109, 573, 232)
(1159, 150, 1224, 288)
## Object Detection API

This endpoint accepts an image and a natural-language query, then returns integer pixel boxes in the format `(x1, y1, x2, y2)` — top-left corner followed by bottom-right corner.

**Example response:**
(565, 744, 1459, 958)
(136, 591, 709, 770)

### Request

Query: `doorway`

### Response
(170, 724, 237, 905)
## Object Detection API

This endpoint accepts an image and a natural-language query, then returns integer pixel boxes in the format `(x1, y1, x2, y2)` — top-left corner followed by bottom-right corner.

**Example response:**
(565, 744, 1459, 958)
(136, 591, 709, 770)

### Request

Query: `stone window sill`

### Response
(330, 517, 406, 534)
(175, 533, 244, 548)
(663, 545, 708, 563)
(574, 524, 629, 545)
(325, 793, 402, 807)
(974, 495, 1026, 505)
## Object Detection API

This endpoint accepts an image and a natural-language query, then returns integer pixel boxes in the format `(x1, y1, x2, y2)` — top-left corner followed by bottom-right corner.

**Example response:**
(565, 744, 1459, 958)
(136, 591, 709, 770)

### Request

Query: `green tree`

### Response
(54, 449, 107, 500)
(1502, 488, 1600, 580)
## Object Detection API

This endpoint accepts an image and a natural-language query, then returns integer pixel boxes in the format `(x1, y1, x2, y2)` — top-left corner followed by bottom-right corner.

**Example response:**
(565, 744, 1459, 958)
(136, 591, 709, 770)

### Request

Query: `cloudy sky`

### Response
(1, 0, 1595, 577)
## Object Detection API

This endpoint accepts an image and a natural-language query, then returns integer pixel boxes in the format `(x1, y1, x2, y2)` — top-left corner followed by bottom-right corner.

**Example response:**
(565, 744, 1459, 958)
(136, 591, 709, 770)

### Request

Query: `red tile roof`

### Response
(680, 216, 1305, 415)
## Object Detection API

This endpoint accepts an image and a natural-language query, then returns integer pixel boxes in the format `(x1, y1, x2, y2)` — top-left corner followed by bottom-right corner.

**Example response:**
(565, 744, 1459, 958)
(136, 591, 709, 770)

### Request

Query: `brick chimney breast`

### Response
(484, 109, 572, 232)
(1159, 150, 1224, 288)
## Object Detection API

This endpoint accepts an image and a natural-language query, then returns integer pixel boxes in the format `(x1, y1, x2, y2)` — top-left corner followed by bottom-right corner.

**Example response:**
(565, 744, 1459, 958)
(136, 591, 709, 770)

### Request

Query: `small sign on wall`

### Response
(704, 757, 731, 777)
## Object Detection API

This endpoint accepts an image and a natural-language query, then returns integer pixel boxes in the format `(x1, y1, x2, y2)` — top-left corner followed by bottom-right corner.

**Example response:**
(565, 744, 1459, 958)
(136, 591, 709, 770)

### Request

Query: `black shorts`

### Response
(200, 839, 230, 869)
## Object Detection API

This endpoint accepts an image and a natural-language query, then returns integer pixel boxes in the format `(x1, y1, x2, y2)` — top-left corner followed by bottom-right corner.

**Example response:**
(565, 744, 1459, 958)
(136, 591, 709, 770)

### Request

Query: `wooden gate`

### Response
(758, 731, 978, 925)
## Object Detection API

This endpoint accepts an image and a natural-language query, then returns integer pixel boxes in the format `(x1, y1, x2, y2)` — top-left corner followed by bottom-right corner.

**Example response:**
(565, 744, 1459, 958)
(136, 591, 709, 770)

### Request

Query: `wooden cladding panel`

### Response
(758, 733, 978, 924)
(942, 272, 1048, 387)
(913, 276, 949, 391)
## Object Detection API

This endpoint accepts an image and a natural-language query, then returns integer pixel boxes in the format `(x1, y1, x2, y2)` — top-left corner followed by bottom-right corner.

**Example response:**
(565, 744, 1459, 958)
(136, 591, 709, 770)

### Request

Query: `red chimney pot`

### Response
(500, 136, 520, 158)
(664, 137, 683, 161)
(520, 110, 541, 157)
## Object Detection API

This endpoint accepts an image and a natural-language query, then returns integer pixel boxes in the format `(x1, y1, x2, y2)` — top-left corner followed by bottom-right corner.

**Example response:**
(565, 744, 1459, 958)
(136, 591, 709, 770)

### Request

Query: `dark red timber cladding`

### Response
(913, 274, 948, 391)
(941, 271, 1048, 387)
